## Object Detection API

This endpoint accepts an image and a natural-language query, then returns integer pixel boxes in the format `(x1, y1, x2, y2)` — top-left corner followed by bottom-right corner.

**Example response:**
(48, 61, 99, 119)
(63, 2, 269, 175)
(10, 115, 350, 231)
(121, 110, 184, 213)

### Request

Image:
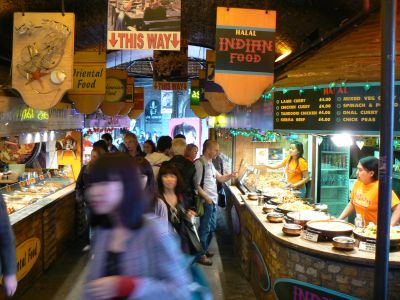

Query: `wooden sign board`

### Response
(119, 76, 134, 115)
(68, 51, 106, 114)
(16, 238, 41, 281)
(215, 7, 276, 105)
(205, 50, 235, 113)
(12, 13, 75, 110)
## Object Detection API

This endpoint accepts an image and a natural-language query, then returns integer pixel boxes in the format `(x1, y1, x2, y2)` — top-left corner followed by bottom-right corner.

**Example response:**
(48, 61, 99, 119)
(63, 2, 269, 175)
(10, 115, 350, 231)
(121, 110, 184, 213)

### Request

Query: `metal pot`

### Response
(282, 223, 302, 236)
(332, 236, 356, 251)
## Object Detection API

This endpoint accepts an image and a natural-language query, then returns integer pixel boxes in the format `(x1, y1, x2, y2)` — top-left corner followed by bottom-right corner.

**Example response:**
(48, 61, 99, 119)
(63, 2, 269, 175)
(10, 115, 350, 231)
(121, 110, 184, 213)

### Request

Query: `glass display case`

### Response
(239, 164, 286, 193)
(1, 166, 75, 215)
(317, 138, 350, 216)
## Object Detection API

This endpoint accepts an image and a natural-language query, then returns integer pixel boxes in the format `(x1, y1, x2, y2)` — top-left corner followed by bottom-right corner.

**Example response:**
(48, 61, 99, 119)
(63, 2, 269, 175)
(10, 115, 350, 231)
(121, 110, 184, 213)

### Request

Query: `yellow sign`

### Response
(16, 238, 41, 281)
(105, 77, 126, 103)
(71, 65, 105, 94)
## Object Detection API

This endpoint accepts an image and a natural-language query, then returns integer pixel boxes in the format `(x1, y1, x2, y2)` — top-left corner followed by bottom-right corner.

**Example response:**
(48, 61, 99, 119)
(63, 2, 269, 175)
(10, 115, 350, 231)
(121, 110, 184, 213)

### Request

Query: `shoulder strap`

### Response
(195, 158, 206, 188)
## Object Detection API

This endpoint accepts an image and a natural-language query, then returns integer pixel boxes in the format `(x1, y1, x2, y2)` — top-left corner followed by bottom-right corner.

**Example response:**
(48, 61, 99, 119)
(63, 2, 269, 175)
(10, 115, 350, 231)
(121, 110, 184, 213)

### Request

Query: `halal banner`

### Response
(215, 7, 276, 106)
(107, 0, 181, 50)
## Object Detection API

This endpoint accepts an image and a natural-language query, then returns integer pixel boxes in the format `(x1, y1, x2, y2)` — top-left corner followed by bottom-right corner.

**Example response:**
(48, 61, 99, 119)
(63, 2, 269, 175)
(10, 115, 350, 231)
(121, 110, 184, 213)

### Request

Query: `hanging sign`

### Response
(107, 0, 181, 50)
(205, 50, 235, 113)
(153, 40, 188, 90)
(12, 13, 75, 110)
(68, 51, 106, 114)
(215, 7, 276, 105)
(128, 87, 144, 119)
(145, 99, 162, 123)
(119, 75, 135, 115)
(199, 70, 220, 116)
(16, 238, 41, 281)
(274, 278, 358, 300)
(100, 69, 127, 116)
(273, 84, 400, 133)
(190, 79, 208, 119)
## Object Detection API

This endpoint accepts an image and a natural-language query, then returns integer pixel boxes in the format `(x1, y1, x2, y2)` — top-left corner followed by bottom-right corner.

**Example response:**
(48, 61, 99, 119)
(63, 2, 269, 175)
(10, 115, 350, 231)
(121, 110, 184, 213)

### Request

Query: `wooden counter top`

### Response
(9, 183, 76, 226)
(229, 186, 400, 268)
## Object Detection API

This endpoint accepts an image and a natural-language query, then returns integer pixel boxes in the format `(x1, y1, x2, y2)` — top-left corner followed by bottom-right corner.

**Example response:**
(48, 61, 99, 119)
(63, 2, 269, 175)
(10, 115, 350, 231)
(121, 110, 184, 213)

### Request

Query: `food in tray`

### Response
(7, 206, 16, 214)
(287, 210, 330, 222)
(354, 223, 400, 240)
(277, 201, 313, 212)
(307, 220, 355, 232)
(0, 138, 36, 164)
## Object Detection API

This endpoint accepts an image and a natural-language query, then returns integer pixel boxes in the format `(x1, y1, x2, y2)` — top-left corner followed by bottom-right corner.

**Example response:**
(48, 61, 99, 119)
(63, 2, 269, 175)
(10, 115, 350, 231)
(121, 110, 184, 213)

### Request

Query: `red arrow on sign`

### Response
(109, 32, 118, 47)
(171, 33, 180, 48)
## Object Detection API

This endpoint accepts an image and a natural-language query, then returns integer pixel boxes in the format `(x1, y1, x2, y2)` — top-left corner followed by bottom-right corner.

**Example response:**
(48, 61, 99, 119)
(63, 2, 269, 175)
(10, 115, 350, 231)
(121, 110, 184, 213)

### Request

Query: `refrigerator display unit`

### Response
(317, 137, 350, 217)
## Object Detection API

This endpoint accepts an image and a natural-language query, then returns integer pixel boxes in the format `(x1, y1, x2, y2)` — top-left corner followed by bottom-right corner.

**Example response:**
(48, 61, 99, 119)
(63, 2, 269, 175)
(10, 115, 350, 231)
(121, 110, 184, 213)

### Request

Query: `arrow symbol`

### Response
(109, 32, 118, 48)
(171, 33, 180, 49)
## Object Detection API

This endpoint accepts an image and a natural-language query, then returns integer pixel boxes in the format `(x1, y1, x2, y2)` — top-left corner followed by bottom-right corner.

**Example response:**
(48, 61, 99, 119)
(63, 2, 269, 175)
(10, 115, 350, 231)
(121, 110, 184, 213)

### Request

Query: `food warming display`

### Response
(2, 168, 74, 215)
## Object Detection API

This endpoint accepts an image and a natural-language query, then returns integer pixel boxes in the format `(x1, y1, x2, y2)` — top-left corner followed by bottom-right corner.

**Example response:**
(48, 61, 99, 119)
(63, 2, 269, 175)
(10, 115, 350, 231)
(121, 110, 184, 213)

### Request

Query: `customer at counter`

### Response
(266, 141, 309, 198)
(338, 156, 400, 226)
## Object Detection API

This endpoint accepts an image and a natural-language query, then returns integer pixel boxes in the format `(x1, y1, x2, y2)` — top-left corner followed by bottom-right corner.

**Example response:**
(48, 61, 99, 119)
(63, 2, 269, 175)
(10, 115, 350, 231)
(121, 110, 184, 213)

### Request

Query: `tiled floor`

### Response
(18, 209, 255, 300)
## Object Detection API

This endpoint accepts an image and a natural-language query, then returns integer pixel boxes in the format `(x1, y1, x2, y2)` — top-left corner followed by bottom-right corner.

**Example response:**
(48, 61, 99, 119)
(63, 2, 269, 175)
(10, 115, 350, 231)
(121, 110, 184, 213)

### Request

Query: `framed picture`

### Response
(255, 148, 268, 166)
(267, 148, 284, 164)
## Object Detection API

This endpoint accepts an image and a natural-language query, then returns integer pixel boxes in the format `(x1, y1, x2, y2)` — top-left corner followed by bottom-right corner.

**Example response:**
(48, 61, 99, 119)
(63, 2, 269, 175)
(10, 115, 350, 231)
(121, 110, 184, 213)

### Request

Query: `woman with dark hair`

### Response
(338, 156, 400, 226)
(266, 141, 309, 198)
(83, 153, 190, 299)
(143, 139, 156, 155)
(133, 156, 167, 223)
(76, 146, 106, 247)
(157, 163, 202, 257)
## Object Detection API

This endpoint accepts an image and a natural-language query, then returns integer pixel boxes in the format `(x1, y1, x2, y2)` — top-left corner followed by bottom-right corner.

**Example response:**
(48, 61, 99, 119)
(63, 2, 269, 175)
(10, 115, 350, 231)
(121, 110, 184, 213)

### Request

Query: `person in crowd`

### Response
(76, 146, 106, 248)
(157, 163, 202, 258)
(143, 139, 156, 156)
(213, 152, 226, 208)
(166, 138, 197, 209)
(195, 140, 237, 266)
(123, 132, 144, 158)
(185, 143, 198, 162)
(338, 156, 400, 226)
(146, 136, 172, 178)
(83, 153, 190, 299)
(266, 141, 309, 198)
(133, 156, 167, 223)
(174, 134, 186, 140)
(92, 140, 108, 153)
(101, 133, 119, 153)
(0, 195, 17, 297)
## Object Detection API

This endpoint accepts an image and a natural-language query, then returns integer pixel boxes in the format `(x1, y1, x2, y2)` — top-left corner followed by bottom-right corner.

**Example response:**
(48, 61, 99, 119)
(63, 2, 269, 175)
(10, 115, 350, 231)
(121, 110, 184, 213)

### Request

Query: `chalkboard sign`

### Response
(273, 84, 400, 133)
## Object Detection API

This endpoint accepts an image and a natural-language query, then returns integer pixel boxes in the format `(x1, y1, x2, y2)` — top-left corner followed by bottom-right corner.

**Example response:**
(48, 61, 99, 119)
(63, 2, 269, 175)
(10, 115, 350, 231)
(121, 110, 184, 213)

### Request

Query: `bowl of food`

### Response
(332, 236, 356, 251)
(266, 212, 284, 223)
(247, 192, 259, 200)
(282, 223, 303, 236)
(262, 204, 276, 213)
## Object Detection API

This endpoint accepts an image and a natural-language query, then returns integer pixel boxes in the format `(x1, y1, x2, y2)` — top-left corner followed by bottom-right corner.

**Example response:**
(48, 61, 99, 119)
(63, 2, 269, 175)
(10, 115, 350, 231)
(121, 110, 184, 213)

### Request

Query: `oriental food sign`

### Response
(16, 238, 41, 281)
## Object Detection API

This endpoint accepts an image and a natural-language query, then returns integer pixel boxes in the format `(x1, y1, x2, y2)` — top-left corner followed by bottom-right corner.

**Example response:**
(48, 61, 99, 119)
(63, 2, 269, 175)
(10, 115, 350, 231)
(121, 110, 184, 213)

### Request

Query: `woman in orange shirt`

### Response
(267, 141, 309, 198)
(338, 156, 400, 226)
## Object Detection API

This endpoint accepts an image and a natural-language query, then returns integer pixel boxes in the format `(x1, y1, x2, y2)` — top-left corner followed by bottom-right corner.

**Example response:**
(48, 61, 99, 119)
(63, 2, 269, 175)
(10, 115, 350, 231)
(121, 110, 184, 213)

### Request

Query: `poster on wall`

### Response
(107, 0, 181, 50)
(161, 91, 173, 114)
(153, 39, 188, 90)
(267, 148, 284, 164)
(169, 118, 201, 148)
(255, 148, 268, 166)
(215, 7, 276, 105)
(145, 99, 162, 123)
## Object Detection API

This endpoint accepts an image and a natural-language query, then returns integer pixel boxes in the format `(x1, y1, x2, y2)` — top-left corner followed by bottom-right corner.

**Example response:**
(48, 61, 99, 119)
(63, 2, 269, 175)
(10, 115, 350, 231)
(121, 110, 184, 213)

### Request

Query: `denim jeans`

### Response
(198, 202, 217, 256)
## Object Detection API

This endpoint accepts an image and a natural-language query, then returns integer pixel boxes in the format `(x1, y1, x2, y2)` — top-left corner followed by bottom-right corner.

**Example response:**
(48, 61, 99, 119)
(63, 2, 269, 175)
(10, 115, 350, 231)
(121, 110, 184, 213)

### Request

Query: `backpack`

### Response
(194, 158, 206, 217)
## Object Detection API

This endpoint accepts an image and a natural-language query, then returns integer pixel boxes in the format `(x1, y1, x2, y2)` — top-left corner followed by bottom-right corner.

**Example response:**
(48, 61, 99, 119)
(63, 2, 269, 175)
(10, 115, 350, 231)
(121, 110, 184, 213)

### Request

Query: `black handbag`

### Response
(217, 188, 226, 208)
(180, 219, 203, 255)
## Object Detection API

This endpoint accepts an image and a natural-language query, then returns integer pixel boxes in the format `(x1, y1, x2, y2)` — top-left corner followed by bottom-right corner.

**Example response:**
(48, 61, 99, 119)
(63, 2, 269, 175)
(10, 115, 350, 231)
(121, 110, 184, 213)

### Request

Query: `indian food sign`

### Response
(215, 7, 276, 105)
(107, 0, 181, 50)
(16, 238, 41, 281)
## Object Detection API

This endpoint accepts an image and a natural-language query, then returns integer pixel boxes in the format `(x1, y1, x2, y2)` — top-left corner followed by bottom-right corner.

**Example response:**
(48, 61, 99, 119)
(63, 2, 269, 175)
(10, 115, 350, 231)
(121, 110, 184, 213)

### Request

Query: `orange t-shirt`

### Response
(350, 180, 400, 225)
(282, 156, 308, 187)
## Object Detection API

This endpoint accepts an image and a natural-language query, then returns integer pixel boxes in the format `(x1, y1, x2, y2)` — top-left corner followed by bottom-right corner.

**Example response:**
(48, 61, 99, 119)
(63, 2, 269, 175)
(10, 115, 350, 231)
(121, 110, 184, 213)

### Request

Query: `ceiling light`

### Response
(331, 133, 353, 147)
(275, 49, 292, 62)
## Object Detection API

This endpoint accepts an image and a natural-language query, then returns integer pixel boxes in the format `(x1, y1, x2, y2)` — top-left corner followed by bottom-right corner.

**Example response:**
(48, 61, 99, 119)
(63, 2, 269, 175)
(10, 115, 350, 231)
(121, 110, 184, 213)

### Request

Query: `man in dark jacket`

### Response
(164, 138, 196, 208)
(0, 195, 17, 297)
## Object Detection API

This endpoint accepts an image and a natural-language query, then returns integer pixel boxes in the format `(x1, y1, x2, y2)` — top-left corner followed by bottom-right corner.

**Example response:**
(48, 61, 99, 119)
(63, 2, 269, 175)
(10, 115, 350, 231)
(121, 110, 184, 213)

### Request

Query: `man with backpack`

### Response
(195, 140, 237, 266)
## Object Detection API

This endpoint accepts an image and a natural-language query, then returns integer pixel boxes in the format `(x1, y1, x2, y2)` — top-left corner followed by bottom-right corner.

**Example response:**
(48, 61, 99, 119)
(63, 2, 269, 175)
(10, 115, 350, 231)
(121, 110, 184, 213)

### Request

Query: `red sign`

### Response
(107, 31, 181, 50)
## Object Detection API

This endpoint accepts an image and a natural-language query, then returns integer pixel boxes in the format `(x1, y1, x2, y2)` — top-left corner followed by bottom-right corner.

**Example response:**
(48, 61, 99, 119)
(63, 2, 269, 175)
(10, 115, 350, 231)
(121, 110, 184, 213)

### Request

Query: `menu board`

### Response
(273, 85, 400, 133)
